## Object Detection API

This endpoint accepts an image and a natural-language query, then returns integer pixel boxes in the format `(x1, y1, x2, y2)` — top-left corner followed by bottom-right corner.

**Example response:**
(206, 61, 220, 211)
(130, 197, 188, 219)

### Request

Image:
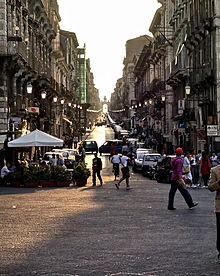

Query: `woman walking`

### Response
(200, 151, 211, 187)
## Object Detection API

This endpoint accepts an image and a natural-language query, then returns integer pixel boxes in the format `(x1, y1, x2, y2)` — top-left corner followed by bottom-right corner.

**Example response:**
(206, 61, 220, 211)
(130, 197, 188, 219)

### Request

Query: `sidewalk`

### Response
(0, 170, 219, 275)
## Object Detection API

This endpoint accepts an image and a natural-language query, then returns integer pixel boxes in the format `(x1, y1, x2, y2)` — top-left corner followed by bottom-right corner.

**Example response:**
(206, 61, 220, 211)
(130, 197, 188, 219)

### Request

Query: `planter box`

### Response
(56, 180, 71, 187)
(40, 180, 56, 187)
(24, 181, 39, 188)
(11, 180, 22, 187)
(74, 178, 87, 187)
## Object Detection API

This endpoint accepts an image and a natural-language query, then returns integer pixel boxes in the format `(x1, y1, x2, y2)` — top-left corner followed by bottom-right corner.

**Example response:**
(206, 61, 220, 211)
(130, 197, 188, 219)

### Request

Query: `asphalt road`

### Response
(0, 126, 219, 276)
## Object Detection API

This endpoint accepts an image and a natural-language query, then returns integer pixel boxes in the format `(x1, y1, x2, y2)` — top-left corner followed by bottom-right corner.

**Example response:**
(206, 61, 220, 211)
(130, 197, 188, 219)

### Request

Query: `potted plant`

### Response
(38, 166, 55, 187)
(72, 161, 91, 186)
(51, 166, 72, 187)
(9, 170, 23, 187)
(23, 165, 39, 188)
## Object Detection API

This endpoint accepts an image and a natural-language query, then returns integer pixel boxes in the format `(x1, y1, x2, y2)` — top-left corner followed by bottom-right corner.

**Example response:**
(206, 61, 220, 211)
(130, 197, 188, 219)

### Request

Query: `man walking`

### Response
(92, 152, 103, 186)
(115, 151, 131, 190)
(110, 152, 121, 180)
(208, 160, 220, 262)
(168, 147, 198, 210)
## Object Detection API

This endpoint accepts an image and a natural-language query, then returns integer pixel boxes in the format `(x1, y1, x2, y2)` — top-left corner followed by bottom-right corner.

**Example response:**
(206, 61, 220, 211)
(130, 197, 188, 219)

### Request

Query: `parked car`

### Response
(142, 153, 161, 176)
(99, 140, 123, 155)
(42, 152, 63, 164)
(132, 150, 150, 172)
(82, 140, 98, 153)
(155, 155, 176, 183)
(136, 148, 152, 154)
(61, 148, 77, 161)
(51, 149, 70, 159)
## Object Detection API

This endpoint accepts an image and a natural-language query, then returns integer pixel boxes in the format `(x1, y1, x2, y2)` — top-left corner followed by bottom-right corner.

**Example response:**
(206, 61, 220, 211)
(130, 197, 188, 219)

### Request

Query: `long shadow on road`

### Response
(0, 172, 219, 276)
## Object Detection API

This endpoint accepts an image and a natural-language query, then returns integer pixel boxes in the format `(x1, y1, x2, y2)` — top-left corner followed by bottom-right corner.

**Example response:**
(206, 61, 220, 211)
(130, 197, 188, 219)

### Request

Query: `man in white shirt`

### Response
(111, 153, 121, 180)
(1, 162, 11, 185)
(115, 151, 131, 190)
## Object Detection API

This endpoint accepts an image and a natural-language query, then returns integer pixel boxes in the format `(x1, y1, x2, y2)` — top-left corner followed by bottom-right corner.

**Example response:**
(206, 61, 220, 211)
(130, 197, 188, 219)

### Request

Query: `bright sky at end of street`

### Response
(58, 0, 161, 101)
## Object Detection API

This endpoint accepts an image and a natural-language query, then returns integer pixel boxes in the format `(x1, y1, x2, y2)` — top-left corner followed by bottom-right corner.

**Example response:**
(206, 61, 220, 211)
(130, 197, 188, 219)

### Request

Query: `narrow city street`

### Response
(0, 126, 219, 276)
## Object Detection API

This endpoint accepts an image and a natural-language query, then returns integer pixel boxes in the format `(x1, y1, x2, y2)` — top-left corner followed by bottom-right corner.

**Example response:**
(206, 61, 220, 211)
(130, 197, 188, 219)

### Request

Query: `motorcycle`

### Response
(148, 165, 157, 180)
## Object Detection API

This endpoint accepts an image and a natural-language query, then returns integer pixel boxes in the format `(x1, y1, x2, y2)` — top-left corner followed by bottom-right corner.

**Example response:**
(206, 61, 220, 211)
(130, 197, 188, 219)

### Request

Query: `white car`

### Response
(142, 153, 161, 176)
(42, 152, 63, 164)
(132, 150, 150, 172)
(51, 149, 70, 159)
(51, 149, 75, 162)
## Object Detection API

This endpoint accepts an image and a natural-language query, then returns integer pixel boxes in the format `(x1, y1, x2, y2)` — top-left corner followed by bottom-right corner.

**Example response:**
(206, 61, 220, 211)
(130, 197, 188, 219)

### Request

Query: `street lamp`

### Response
(68, 103, 72, 107)
(41, 90, 46, 99)
(27, 82, 33, 94)
(185, 85, 191, 95)
(161, 95, 166, 102)
(149, 99, 153, 105)
(61, 99, 64, 105)
(53, 96, 57, 103)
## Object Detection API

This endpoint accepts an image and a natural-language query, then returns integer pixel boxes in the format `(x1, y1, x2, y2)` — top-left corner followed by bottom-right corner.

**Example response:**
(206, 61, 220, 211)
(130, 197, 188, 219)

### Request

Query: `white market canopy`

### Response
(8, 129, 64, 147)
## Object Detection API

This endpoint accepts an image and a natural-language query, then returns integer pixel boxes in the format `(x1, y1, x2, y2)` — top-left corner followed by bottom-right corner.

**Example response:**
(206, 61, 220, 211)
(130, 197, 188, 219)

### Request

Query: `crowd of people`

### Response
(181, 150, 220, 189)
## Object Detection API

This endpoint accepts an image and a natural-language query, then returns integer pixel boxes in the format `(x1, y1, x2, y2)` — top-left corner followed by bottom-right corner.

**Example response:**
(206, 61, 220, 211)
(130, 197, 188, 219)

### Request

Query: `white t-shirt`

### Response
(1, 165, 10, 179)
(111, 155, 121, 164)
(121, 156, 129, 167)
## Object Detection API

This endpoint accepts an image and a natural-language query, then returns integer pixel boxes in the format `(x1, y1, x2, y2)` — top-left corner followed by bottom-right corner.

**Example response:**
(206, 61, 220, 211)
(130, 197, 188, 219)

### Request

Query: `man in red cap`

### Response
(168, 147, 198, 210)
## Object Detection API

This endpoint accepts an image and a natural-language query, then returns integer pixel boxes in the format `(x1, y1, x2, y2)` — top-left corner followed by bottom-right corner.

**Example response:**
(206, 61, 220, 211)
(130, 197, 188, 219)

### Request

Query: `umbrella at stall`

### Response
(8, 129, 63, 147)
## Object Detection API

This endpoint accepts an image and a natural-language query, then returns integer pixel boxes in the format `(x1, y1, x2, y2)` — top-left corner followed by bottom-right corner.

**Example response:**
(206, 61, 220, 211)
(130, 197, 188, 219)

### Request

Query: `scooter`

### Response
(148, 165, 157, 180)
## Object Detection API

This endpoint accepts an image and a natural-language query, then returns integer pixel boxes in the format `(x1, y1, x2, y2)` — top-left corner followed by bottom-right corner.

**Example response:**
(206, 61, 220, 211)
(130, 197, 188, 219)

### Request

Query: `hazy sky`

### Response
(58, 0, 161, 100)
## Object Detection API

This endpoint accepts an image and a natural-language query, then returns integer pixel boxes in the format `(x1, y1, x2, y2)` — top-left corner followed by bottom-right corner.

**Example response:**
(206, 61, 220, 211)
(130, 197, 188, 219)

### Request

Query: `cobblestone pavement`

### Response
(0, 155, 219, 276)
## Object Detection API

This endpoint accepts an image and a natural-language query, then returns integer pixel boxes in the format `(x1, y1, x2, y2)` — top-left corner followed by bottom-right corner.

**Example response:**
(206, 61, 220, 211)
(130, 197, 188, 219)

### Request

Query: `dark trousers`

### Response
(216, 213, 220, 253)
(202, 174, 210, 186)
(191, 165, 197, 184)
(92, 169, 102, 185)
(168, 180, 194, 209)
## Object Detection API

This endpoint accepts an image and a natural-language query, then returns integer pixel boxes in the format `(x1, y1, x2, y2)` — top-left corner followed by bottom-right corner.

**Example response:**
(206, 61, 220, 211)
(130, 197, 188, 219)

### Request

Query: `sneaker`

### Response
(115, 183, 119, 190)
(168, 207, 176, 210)
(189, 202, 198, 209)
(191, 184, 197, 188)
(92, 184, 96, 186)
(126, 186, 131, 190)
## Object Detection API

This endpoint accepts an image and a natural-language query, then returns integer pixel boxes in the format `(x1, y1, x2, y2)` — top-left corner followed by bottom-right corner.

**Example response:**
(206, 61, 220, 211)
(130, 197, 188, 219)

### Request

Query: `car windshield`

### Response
(145, 155, 161, 161)
(86, 141, 95, 145)
(136, 153, 145, 160)
(43, 154, 52, 161)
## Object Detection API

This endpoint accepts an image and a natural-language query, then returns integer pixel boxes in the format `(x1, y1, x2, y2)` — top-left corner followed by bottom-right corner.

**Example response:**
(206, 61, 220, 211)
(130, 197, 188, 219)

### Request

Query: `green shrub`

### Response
(72, 162, 91, 180)
(51, 166, 71, 181)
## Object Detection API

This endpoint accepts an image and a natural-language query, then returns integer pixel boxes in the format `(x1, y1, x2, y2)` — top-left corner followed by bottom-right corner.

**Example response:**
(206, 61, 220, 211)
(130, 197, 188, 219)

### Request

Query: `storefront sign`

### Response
(28, 107, 39, 114)
(207, 125, 218, 136)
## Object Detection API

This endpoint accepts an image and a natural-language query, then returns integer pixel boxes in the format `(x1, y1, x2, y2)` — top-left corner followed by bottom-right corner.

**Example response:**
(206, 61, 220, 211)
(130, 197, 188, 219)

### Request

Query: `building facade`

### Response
(110, 0, 220, 154)
(0, 0, 100, 153)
